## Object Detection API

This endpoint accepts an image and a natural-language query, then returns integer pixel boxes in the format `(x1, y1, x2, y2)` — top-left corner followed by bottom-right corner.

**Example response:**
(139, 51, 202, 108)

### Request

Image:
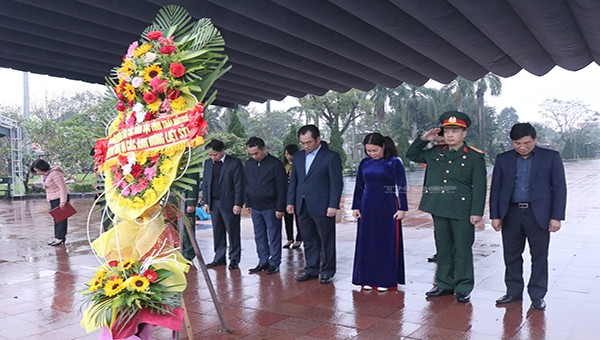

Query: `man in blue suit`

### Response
(286, 125, 343, 284)
(202, 139, 245, 270)
(490, 123, 567, 310)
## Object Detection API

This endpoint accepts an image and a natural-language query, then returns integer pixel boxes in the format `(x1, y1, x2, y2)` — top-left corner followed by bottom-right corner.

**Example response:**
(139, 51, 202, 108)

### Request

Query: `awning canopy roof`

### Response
(1, 0, 599, 107)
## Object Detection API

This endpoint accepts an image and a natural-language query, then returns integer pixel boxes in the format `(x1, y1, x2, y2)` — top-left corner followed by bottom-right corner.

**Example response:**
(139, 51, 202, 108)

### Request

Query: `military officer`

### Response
(406, 110, 487, 303)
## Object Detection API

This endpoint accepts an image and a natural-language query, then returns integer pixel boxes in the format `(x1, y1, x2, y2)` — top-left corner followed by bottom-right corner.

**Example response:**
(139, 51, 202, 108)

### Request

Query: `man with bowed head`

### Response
(490, 123, 566, 310)
(244, 137, 288, 275)
(201, 139, 244, 270)
(286, 125, 343, 284)
(406, 111, 487, 303)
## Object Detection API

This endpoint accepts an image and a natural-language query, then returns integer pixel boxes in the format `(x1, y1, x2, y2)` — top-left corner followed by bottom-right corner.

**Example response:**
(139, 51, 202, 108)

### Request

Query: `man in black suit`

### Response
(286, 125, 343, 284)
(202, 139, 244, 270)
(490, 123, 567, 310)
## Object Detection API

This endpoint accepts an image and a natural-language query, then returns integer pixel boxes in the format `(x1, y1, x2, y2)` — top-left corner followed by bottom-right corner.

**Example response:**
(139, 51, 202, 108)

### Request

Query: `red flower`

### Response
(108, 260, 119, 267)
(143, 91, 158, 103)
(147, 31, 163, 40)
(130, 164, 143, 178)
(142, 269, 158, 283)
(116, 102, 126, 111)
(167, 89, 181, 100)
(150, 154, 161, 163)
(159, 45, 176, 55)
(118, 155, 129, 166)
(144, 111, 156, 121)
(169, 63, 185, 78)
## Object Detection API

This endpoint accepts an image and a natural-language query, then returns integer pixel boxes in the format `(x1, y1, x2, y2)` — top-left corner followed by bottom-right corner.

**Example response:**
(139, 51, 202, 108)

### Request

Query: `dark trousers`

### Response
(251, 209, 282, 267)
(502, 205, 550, 299)
(298, 204, 336, 277)
(181, 211, 196, 261)
(49, 196, 69, 239)
(283, 211, 302, 242)
(432, 215, 475, 293)
(210, 200, 241, 263)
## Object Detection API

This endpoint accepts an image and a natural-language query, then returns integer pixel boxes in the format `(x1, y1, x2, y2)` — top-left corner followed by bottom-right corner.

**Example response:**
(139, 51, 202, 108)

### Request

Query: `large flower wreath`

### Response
(82, 5, 230, 339)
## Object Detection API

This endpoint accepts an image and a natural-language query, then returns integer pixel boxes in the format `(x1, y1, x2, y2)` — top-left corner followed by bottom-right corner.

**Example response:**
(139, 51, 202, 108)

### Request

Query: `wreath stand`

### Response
(171, 199, 232, 339)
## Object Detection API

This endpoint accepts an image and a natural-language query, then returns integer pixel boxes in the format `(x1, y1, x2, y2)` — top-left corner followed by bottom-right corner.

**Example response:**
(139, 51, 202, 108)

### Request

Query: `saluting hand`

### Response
(422, 128, 442, 142)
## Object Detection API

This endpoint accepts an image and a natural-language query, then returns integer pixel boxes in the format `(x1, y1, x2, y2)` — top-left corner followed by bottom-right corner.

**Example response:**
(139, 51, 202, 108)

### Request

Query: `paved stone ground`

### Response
(1, 158, 599, 339)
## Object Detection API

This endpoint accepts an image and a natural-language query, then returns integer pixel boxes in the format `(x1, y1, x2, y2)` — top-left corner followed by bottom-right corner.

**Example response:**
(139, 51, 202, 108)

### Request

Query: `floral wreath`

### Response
(84, 5, 230, 338)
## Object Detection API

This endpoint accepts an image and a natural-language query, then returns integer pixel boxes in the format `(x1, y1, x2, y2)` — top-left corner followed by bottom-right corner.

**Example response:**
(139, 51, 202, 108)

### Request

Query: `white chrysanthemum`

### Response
(132, 103, 147, 124)
(121, 163, 132, 175)
(145, 52, 157, 63)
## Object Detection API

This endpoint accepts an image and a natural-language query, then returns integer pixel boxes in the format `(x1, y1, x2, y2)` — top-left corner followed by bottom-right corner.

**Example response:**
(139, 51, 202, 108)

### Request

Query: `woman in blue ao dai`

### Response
(351, 133, 408, 292)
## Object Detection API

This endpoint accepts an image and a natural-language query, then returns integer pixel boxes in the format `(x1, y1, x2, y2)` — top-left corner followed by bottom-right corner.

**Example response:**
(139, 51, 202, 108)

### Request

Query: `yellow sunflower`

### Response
(123, 83, 137, 101)
(88, 276, 104, 292)
(143, 64, 163, 82)
(121, 258, 136, 270)
(134, 43, 152, 57)
(126, 275, 150, 292)
(104, 277, 126, 297)
(119, 60, 134, 80)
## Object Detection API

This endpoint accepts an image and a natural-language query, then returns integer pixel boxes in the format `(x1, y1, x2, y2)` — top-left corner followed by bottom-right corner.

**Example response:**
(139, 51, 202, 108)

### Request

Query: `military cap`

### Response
(439, 111, 471, 128)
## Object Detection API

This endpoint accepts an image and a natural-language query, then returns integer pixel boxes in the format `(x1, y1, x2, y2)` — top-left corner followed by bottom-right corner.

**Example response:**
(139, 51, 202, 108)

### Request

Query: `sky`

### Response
(1, 63, 600, 123)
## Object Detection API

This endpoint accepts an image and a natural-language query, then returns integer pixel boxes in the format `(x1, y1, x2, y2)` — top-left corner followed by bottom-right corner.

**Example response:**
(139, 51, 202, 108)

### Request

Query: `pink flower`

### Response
(116, 102, 126, 112)
(159, 36, 174, 45)
(150, 77, 167, 94)
(144, 164, 157, 181)
(169, 63, 185, 78)
(122, 187, 131, 196)
(160, 100, 171, 113)
(131, 77, 143, 88)
(147, 31, 163, 40)
(127, 41, 139, 58)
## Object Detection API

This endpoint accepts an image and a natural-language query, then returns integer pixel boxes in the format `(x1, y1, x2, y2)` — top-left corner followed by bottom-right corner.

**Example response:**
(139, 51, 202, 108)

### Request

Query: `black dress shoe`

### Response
(295, 273, 318, 282)
(531, 298, 546, 310)
(427, 254, 437, 262)
(456, 292, 471, 303)
(495, 294, 522, 304)
(206, 260, 226, 268)
(248, 264, 269, 273)
(425, 287, 454, 297)
(320, 274, 333, 284)
(266, 266, 280, 274)
(49, 239, 65, 246)
(228, 260, 239, 270)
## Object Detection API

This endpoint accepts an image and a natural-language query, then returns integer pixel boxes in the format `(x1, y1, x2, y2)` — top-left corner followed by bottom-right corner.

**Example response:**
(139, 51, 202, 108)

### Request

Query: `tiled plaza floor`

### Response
(1, 158, 600, 339)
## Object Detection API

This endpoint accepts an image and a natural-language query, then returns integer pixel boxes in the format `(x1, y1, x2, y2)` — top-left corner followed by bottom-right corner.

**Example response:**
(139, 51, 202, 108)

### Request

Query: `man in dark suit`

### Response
(286, 125, 343, 284)
(490, 123, 567, 310)
(202, 139, 244, 270)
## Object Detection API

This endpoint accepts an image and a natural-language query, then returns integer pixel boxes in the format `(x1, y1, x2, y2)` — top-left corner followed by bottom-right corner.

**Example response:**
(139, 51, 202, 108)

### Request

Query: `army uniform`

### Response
(406, 112, 486, 295)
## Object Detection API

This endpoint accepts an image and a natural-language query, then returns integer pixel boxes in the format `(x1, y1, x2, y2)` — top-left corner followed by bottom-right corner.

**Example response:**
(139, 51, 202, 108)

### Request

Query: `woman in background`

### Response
(30, 159, 70, 246)
(282, 144, 302, 249)
(351, 133, 408, 291)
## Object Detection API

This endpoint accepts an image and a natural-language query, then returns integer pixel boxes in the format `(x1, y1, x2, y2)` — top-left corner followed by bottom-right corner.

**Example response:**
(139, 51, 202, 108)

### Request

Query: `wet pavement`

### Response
(1, 158, 600, 339)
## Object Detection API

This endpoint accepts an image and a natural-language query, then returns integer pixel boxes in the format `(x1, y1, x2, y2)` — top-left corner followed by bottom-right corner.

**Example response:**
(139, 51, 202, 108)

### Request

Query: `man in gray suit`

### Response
(202, 139, 244, 270)
(286, 125, 343, 284)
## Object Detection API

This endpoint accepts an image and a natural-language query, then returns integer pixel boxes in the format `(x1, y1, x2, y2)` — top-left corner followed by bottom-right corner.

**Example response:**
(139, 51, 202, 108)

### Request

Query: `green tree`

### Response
(475, 73, 502, 148)
(299, 90, 372, 166)
(227, 108, 246, 139)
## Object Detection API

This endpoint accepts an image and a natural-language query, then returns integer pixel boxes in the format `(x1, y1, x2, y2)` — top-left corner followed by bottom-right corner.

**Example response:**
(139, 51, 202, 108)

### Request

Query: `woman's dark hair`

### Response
(363, 132, 398, 160)
(509, 123, 537, 140)
(30, 159, 50, 173)
(283, 144, 299, 164)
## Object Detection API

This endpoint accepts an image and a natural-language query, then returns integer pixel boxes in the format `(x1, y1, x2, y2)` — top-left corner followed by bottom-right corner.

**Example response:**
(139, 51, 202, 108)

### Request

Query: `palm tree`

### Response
(442, 76, 475, 111)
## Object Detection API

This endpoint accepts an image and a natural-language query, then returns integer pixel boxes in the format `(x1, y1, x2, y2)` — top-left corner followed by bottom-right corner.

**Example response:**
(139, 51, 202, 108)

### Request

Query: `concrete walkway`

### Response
(1, 159, 599, 339)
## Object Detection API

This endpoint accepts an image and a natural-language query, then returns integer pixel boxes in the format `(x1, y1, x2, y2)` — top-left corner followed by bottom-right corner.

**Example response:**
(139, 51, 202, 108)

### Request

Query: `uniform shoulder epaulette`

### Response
(468, 145, 485, 154)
